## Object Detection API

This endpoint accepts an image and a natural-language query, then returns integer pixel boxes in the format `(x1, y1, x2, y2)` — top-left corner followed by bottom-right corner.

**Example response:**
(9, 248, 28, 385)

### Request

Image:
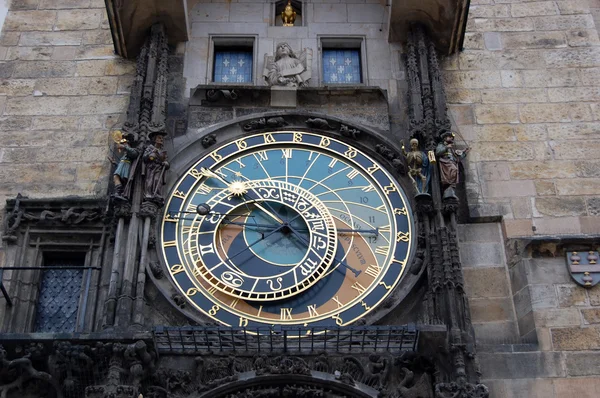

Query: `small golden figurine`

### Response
(281, 0, 296, 27)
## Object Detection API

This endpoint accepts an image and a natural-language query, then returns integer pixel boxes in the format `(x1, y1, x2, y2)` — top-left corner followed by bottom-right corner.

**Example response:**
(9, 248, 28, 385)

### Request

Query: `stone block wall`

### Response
(444, 0, 600, 239)
(460, 223, 600, 397)
(0, 0, 133, 209)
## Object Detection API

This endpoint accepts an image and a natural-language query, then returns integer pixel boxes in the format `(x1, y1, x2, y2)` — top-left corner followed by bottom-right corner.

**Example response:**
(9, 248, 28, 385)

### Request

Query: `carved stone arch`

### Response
(150, 111, 427, 327)
(196, 372, 379, 398)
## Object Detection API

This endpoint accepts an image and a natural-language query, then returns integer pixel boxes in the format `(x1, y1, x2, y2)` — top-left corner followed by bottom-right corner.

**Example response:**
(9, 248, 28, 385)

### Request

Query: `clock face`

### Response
(160, 131, 414, 328)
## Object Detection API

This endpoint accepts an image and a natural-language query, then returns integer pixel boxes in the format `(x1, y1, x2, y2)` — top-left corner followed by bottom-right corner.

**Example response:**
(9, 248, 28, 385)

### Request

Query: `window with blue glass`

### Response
(322, 49, 361, 84)
(213, 49, 253, 83)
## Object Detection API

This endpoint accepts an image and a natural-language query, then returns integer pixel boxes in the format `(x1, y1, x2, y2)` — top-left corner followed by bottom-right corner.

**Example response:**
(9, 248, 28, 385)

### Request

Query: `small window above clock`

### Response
(211, 37, 255, 84)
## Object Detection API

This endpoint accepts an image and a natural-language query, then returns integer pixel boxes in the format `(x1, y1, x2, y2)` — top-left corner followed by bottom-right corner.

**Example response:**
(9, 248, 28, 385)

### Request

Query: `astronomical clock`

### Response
(159, 131, 415, 328)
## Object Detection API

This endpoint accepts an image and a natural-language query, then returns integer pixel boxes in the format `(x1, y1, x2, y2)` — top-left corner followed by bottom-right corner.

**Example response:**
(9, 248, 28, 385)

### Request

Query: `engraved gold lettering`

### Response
(307, 304, 319, 318)
(170, 264, 184, 275)
(396, 232, 410, 242)
(164, 213, 177, 223)
(282, 148, 292, 159)
(210, 151, 222, 161)
(367, 164, 380, 175)
(163, 240, 176, 247)
(196, 184, 212, 195)
(332, 314, 343, 326)
(230, 298, 240, 308)
(293, 132, 303, 142)
(257, 151, 269, 161)
(239, 317, 249, 327)
(361, 301, 371, 311)
(383, 184, 397, 195)
(319, 137, 330, 147)
(209, 305, 220, 316)
(391, 258, 406, 266)
(235, 139, 247, 150)
(328, 158, 337, 168)
(344, 148, 357, 159)
(379, 281, 392, 290)
(394, 207, 408, 216)
(264, 133, 275, 143)
(173, 190, 186, 199)
(186, 287, 198, 296)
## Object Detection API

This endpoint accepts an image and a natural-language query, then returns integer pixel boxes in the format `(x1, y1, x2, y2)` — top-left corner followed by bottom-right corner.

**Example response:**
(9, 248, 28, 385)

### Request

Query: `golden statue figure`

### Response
(281, 1, 296, 26)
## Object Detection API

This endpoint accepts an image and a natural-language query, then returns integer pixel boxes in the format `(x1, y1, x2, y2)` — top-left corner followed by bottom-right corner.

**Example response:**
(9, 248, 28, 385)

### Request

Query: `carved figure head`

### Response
(276, 42, 296, 60)
(410, 138, 419, 150)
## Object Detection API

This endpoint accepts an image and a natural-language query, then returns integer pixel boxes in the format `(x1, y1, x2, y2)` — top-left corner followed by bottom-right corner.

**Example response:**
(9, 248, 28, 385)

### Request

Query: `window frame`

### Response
(208, 35, 258, 85)
(318, 36, 368, 87)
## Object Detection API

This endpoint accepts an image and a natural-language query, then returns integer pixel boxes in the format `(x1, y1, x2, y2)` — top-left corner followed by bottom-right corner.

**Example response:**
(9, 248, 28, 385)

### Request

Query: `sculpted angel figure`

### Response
(402, 138, 430, 194)
(263, 42, 311, 87)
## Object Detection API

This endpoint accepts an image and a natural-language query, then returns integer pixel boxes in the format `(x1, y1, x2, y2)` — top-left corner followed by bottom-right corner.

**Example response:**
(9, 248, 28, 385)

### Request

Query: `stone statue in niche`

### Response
(112, 131, 139, 201)
(142, 131, 169, 204)
(402, 138, 430, 195)
(263, 42, 312, 87)
(435, 132, 469, 199)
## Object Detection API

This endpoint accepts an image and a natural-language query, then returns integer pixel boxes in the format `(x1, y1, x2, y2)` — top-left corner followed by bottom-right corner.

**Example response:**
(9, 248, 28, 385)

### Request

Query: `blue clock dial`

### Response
(161, 132, 414, 328)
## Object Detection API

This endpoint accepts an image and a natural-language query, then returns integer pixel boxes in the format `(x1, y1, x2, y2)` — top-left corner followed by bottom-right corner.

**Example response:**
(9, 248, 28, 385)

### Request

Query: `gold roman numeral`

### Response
(365, 264, 382, 279)
(307, 304, 319, 317)
(280, 308, 293, 320)
(375, 246, 389, 255)
(351, 282, 366, 295)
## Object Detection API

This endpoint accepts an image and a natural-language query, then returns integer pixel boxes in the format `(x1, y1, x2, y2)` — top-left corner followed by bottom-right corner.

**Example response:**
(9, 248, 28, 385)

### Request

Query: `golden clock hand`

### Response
(200, 168, 284, 224)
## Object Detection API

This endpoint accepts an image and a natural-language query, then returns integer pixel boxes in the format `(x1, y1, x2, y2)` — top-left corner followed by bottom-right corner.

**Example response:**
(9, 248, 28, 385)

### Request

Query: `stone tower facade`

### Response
(0, 0, 598, 397)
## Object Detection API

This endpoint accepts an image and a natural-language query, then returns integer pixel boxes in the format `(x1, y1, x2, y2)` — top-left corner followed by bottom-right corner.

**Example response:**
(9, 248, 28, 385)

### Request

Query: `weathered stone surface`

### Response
(534, 308, 581, 327)
(534, 14, 595, 30)
(511, 2, 558, 18)
(475, 104, 519, 123)
(470, 142, 537, 162)
(502, 31, 566, 49)
(549, 87, 600, 102)
(31, 116, 79, 130)
(534, 180, 556, 196)
(567, 29, 600, 47)
(520, 103, 571, 123)
(521, 68, 580, 87)
(5, 96, 71, 115)
(504, 218, 534, 237)
(19, 31, 83, 46)
(544, 48, 600, 68)
(556, 178, 600, 195)
(470, 297, 514, 322)
(553, 376, 600, 397)
(479, 352, 564, 379)
(4, 11, 57, 31)
(464, 266, 511, 298)
(472, 321, 518, 342)
(459, 241, 505, 267)
(533, 216, 582, 235)
(582, 309, 600, 325)
(458, 222, 502, 242)
(502, 378, 555, 398)
(0, 79, 35, 96)
(509, 161, 576, 180)
(565, 352, 600, 377)
(481, 88, 547, 103)
(470, 17, 535, 32)
(535, 197, 587, 217)
(56, 9, 105, 30)
(589, 287, 600, 306)
(500, 70, 522, 87)
(33, 77, 88, 95)
(87, 76, 118, 94)
(547, 123, 600, 140)
(12, 61, 75, 78)
(557, 284, 588, 307)
(39, 0, 92, 9)
(580, 216, 600, 234)
(483, 180, 536, 198)
(443, 70, 502, 88)
(551, 326, 600, 350)
(470, 4, 510, 18)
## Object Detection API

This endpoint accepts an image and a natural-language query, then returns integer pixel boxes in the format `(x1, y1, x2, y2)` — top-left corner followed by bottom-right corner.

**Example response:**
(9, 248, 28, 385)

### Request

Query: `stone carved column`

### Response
(104, 24, 170, 331)
(405, 24, 488, 398)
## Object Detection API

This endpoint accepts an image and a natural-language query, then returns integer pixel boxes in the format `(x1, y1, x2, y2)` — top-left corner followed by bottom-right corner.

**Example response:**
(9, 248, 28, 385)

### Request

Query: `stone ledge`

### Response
(479, 351, 565, 379)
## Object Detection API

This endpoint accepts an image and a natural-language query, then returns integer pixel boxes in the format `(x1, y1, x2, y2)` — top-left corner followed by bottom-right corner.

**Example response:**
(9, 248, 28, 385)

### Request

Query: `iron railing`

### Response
(153, 325, 419, 355)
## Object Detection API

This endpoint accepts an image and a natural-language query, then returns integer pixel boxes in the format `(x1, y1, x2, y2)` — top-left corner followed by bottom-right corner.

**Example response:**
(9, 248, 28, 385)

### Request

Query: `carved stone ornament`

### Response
(567, 251, 600, 288)
(263, 42, 312, 87)
(243, 116, 288, 131)
(201, 133, 217, 148)
(305, 117, 334, 130)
